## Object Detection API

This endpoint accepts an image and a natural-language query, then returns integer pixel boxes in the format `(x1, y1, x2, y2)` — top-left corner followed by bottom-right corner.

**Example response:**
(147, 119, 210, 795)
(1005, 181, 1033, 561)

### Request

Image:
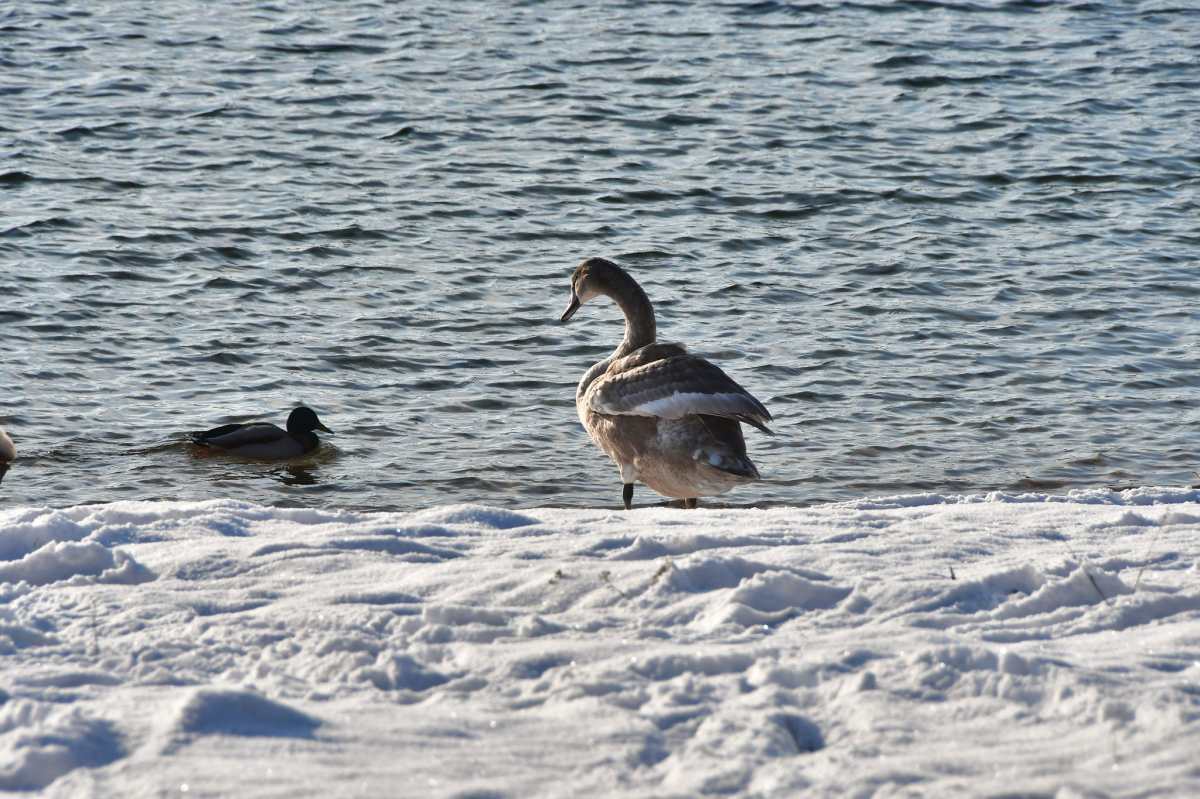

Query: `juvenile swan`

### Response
(0, 427, 14, 484)
(560, 257, 772, 509)
(188, 407, 332, 460)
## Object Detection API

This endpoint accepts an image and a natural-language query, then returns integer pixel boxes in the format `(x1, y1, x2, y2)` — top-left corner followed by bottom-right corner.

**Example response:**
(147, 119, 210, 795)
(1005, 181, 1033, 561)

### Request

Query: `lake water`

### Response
(3, 0, 1199, 512)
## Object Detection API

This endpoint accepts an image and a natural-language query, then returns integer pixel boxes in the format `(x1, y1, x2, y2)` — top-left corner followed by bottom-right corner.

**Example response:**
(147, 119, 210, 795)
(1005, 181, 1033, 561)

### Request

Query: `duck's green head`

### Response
(288, 407, 333, 435)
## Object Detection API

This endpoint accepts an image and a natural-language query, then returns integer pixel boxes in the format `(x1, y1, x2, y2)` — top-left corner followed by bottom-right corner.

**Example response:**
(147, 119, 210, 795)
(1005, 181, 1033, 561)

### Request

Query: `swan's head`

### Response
(560, 257, 621, 323)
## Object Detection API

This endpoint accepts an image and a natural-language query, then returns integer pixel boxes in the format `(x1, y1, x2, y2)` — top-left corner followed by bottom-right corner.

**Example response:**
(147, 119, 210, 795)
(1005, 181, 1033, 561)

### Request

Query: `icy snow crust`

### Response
(1, 490, 1198, 797)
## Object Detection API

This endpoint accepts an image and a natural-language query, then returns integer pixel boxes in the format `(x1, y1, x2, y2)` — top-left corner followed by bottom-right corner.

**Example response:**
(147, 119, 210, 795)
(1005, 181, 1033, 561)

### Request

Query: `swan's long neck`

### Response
(576, 270, 657, 402)
(610, 268, 656, 354)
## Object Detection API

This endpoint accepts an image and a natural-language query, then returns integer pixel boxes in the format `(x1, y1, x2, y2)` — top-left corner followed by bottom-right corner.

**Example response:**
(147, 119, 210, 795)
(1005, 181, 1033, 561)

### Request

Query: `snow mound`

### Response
(410, 504, 540, 530)
(0, 542, 153, 588)
(173, 688, 320, 740)
(0, 506, 156, 590)
(0, 700, 124, 791)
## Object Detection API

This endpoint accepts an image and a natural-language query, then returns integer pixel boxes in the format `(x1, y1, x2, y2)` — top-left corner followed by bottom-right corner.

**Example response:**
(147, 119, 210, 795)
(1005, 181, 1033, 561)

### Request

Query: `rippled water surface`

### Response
(3, 1, 1200, 511)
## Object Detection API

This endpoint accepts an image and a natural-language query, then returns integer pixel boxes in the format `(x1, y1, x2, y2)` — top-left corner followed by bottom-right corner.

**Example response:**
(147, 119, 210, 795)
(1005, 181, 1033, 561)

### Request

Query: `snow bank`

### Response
(0, 491, 1197, 796)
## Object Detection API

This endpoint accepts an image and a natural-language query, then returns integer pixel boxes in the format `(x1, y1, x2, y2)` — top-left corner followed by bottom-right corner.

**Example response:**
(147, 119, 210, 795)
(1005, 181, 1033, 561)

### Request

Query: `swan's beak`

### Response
(560, 293, 581, 323)
(316, 422, 333, 434)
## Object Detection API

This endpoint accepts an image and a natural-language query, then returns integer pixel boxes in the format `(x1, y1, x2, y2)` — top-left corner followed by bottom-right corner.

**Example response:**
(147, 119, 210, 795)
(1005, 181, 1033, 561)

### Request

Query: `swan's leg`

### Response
(618, 463, 638, 511)
(684, 498, 698, 509)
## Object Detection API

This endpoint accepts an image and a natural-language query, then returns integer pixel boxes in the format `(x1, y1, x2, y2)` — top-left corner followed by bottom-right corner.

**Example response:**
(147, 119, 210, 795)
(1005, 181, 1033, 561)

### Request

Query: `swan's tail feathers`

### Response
(693, 448, 761, 480)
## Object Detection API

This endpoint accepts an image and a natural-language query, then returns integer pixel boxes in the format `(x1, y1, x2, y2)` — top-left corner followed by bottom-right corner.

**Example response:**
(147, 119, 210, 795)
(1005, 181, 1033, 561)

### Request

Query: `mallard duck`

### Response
(188, 407, 332, 460)
(560, 257, 773, 509)
(0, 427, 14, 484)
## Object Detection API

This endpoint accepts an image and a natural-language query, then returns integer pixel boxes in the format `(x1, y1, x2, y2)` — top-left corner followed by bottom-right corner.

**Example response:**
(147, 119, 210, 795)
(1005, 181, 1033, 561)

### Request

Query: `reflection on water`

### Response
(185, 443, 326, 490)
(279, 466, 319, 487)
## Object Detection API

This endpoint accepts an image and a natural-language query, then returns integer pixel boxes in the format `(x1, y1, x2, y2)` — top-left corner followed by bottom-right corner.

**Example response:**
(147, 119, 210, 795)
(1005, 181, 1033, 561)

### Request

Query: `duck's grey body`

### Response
(0, 427, 14, 484)
(562, 258, 772, 509)
(188, 407, 331, 461)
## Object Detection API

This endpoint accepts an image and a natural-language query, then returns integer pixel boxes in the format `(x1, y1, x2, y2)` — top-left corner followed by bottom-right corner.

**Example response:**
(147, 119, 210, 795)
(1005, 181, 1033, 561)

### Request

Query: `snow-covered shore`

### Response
(1, 489, 1198, 797)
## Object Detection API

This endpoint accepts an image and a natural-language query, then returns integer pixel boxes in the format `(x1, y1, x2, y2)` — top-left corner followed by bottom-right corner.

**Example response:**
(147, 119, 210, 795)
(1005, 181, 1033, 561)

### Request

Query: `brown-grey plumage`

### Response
(188, 407, 332, 461)
(560, 257, 773, 509)
(0, 426, 14, 484)
(591, 350, 773, 435)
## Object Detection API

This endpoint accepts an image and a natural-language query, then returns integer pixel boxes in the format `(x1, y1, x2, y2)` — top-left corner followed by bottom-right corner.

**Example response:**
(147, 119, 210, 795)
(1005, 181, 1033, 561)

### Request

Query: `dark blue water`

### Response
(3, 1, 1200, 511)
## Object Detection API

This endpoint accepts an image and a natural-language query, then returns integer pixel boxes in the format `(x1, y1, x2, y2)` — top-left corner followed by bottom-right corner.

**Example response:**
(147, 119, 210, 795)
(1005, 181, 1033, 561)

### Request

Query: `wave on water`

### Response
(2, 0, 1200, 513)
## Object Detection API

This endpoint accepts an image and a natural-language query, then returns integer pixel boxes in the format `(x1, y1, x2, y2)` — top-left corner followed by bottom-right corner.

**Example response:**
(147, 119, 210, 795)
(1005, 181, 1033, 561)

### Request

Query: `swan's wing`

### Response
(189, 422, 287, 449)
(589, 350, 774, 435)
(607, 342, 690, 373)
